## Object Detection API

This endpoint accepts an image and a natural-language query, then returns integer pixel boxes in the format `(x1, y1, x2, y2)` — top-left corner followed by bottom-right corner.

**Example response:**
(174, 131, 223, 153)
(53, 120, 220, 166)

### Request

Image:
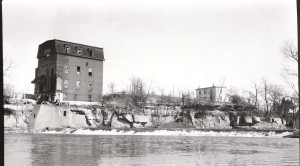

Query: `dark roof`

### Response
(40, 39, 103, 49)
(37, 39, 104, 61)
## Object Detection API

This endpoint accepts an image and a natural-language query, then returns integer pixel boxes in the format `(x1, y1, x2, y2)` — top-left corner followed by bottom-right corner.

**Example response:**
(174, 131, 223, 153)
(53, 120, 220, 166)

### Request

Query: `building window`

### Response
(77, 66, 81, 75)
(199, 91, 201, 95)
(88, 68, 92, 76)
(44, 49, 51, 57)
(89, 49, 94, 57)
(77, 48, 82, 55)
(88, 95, 92, 102)
(63, 111, 67, 116)
(204, 90, 206, 94)
(51, 78, 56, 91)
(86, 62, 88, 66)
(51, 68, 54, 76)
(88, 83, 92, 90)
(33, 114, 36, 118)
(65, 45, 71, 53)
(64, 65, 69, 73)
(63, 80, 69, 88)
(76, 81, 80, 90)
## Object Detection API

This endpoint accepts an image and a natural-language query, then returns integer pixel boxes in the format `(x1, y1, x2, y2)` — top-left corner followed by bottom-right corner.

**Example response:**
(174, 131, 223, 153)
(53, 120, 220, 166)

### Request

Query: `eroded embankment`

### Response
(4, 104, 294, 134)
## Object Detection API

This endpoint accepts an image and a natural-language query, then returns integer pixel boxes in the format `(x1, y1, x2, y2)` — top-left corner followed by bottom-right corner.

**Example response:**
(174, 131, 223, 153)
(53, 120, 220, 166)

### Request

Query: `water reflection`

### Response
(4, 134, 300, 166)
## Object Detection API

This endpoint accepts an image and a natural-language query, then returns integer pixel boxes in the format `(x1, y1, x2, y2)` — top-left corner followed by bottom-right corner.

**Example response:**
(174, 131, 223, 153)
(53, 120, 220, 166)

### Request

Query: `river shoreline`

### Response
(6, 127, 298, 138)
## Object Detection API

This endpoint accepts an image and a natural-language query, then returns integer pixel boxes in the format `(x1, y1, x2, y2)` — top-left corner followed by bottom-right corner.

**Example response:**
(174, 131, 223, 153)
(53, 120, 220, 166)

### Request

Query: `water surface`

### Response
(5, 133, 299, 165)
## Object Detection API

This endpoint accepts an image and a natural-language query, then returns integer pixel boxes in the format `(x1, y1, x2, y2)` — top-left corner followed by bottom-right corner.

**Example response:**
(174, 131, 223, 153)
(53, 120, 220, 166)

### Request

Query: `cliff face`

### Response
(4, 104, 292, 132)
(4, 105, 33, 132)
(193, 111, 231, 129)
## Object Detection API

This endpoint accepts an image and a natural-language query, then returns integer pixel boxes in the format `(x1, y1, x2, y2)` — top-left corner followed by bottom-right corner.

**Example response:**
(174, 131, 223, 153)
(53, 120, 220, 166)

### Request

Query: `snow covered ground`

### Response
(43, 128, 294, 138)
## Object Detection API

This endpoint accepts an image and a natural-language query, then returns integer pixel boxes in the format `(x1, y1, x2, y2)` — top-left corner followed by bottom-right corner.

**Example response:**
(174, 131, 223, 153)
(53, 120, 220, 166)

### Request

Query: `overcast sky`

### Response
(3, 0, 298, 95)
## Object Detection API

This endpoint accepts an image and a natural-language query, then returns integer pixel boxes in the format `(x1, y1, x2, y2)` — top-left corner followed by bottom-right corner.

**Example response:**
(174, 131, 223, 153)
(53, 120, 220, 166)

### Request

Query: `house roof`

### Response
(195, 86, 226, 90)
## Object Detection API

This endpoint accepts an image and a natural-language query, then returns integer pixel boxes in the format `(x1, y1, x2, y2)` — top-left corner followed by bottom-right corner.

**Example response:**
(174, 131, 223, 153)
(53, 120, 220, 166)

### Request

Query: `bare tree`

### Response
(128, 76, 153, 110)
(180, 90, 194, 107)
(245, 82, 260, 115)
(281, 40, 298, 63)
(261, 78, 270, 115)
(281, 40, 298, 123)
(4, 84, 14, 97)
(225, 86, 237, 102)
(107, 81, 116, 94)
(281, 40, 298, 96)
(3, 58, 13, 77)
(158, 86, 165, 96)
(268, 84, 284, 116)
(218, 78, 226, 102)
(3, 58, 14, 97)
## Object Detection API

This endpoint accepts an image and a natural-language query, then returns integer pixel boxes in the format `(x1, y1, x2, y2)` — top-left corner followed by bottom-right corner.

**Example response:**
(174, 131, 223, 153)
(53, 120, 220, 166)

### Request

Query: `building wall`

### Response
(196, 87, 227, 102)
(33, 39, 104, 102)
(28, 104, 89, 132)
(56, 54, 103, 102)
(34, 51, 57, 96)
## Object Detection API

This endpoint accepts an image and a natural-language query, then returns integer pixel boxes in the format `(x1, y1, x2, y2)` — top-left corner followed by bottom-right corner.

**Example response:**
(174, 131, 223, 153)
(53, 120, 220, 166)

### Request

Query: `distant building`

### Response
(195, 85, 227, 102)
(32, 39, 104, 102)
(13, 93, 35, 100)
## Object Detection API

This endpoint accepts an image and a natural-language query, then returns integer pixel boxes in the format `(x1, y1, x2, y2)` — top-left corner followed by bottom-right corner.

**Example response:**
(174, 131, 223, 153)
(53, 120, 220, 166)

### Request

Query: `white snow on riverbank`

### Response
(43, 128, 294, 138)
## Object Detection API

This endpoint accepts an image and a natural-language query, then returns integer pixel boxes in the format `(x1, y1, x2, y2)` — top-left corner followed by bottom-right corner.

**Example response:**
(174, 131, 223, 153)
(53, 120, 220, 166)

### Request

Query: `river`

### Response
(5, 133, 299, 165)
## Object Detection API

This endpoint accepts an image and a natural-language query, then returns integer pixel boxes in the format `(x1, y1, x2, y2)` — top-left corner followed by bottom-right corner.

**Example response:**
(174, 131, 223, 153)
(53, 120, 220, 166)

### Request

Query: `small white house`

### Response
(195, 85, 228, 102)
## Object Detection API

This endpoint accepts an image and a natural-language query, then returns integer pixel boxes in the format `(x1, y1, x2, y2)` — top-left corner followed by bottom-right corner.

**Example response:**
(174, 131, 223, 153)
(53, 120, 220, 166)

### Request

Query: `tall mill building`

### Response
(32, 39, 104, 102)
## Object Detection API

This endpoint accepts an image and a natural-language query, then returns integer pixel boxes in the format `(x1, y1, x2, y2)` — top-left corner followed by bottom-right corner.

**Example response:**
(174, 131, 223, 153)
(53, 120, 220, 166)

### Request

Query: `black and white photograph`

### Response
(3, 0, 299, 165)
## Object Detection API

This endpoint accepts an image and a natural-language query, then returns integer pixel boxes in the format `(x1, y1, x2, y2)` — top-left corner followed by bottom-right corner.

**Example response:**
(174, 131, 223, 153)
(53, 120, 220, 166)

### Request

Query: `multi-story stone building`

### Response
(32, 39, 104, 102)
(195, 85, 228, 103)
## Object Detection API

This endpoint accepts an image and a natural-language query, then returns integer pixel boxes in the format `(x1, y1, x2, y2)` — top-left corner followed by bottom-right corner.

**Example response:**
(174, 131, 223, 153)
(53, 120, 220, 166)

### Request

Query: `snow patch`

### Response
(42, 128, 294, 138)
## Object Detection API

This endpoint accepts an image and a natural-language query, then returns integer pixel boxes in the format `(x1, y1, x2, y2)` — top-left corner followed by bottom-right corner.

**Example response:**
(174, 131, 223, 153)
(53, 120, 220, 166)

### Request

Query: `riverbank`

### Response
(4, 103, 299, 138)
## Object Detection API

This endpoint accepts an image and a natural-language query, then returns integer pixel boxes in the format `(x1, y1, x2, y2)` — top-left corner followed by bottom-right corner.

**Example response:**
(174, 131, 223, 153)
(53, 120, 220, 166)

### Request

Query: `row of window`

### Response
(63, 80, 92, 90)
(64, 65, 92, 76)
(199, 88, 223, 95)
(64, 94, 93, 101)
(64, 45, 94, 57)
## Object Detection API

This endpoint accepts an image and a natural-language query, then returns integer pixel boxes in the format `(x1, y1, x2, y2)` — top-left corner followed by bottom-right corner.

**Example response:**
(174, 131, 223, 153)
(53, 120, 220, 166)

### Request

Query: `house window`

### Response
(76, 81, 80, 90)
(77, 48, 82, 55)
(88, 95, 92, 102)
(63, 111, 67, 116)
(77, 66, 81, 75)
(63, 80, 69, 88)
(88, 83, 92, 90)
(64, 65, 69, 73)
(89, 49, 94, 57)
(88, 68, 92, 76)
(65, 45, 71, 53)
